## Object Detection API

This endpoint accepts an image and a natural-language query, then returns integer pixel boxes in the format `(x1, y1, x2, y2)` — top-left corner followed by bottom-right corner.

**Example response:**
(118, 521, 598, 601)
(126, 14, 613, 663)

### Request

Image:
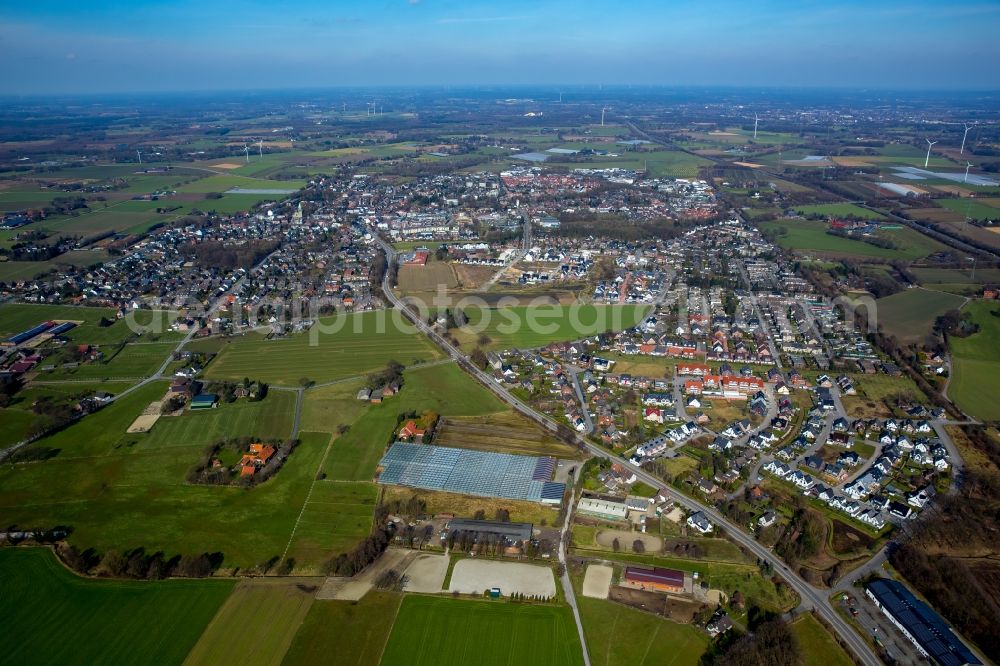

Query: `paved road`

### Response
(734, 258, 783, 370)
(559, 485, 592, 666)
(373, 233, 882, 666)
(565, 365, 595, 435)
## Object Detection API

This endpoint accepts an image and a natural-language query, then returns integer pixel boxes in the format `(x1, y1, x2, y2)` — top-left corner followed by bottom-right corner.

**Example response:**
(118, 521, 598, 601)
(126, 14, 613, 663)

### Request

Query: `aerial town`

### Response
(1, 3, 999, 665)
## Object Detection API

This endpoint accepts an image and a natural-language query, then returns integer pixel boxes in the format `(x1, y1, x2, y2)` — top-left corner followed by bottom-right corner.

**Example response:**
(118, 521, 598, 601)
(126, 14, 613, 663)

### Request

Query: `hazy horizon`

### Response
(3, 0, 1000, 95)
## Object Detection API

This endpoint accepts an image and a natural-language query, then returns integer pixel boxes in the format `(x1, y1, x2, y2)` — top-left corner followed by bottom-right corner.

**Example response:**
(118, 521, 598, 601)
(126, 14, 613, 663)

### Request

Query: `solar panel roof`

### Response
(377, 442, 564, 504)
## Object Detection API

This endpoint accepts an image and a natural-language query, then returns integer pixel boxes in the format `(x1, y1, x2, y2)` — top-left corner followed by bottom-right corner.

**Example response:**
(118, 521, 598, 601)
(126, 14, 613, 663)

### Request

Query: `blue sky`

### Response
(2, 0, 999, 94)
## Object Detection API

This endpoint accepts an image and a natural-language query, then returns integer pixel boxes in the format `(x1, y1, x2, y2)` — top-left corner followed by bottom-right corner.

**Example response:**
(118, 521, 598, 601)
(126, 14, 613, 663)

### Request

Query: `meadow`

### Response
(875, 288, 967, 344)
(794, 203, 886, 220)
(910, 266, 1000, 285)
(949, 300, 1000, 420)
(0, 386, 350, 570)
(319, 361, 507, 480)
(544, 149, 710, 179)
(0, 548, 233, 666)
(282, 592, 402, 666)
(935, 197, 1000, 221)
(44, 341, 177, 380)
(182, 579, 315, 666)
(760, 220, 944, 260)
(203, 310, 442, 386)
(576, 595, 710, 666)
(380, 595, 585, 666)
(454, 304, 647, 350)
(0, 304, 184, 349)
(789, 613, 854, 666)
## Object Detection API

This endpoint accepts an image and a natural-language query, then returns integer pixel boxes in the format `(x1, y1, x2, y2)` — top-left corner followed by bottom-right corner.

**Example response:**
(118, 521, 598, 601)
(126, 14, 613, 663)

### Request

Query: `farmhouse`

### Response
(238, 442, 277, 478)
(397, 420, 426, 441)
(622, 566, 685, 594)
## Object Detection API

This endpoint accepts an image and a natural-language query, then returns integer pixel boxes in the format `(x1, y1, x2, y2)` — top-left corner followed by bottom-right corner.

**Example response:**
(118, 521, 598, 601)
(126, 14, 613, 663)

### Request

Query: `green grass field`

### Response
(544, 150, 710, 178)
(795, 203, 886, 220)
(455, 304, 647, 350)
(138, 389, 296, 451)
(182, 579, 315, 666)
(321, 361, 507, 480)
(0, 548, 233, 666)
(380, 596, 584, 666)
(43, 342, 176, 380)
(790, 613, 854, 666)
(876, 288, 967, 344)
(282, 592, 402, 666)
(0, 407, 38, 447)
(298, 377, 369, 434)
(204, 311, 442, 385)
(760, 220, 943, 260)
(910, 267, 1000, 285)
(936, 198, 1000, 221)
(282, 472, 377, 569)
(0, 303, 169, 345)
(0, 387, 349, 570)
(577, 596, 709, 666)
(949, 300, 1000, 420)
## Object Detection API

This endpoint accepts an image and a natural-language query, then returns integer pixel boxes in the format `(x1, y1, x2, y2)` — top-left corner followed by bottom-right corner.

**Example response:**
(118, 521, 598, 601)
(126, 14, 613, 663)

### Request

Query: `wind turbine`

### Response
(243, 143, 250, 163)
(258, 139, 263, 158)
(924, 139, 937, 168)
(964, 161, 973, 183)
(136, 150, 142, 165)
(558, 91, 563, 103)
(753, 113, 759, 140)
(601, 107, 607, 127)
(960, 122, 975, 155)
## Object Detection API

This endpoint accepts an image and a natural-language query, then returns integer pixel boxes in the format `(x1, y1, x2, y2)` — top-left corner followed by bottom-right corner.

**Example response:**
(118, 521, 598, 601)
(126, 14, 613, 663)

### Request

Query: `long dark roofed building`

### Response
(865, 578, 981, 666)
(446, 519, 533, 543)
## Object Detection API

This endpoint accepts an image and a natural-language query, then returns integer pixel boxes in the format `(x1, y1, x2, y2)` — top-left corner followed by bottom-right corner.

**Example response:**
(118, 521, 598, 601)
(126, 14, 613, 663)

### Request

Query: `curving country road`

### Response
(374, 234, 882, 666)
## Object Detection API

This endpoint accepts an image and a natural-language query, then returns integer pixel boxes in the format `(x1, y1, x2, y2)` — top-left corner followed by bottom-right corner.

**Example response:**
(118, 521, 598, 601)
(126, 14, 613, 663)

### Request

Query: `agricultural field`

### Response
(320, 361, 507, 480)
(397, 261, 458, 293)
(789, 613, 854, 666)
(382, 485, 558, 525)
(42, 341, 176, 380)
(0, 388, 352, 570)
(935, 197, 1000, 221)
(137, 389, 296, 451)
(0, 548, 233, 666)
(0, 303, 179, 345)
(183, 579, 315, 666)
(380, 595, 585, 666)
(435, 411, 582, 458)
(282, 592, 402, 666)
(454, 304, 647, 350)
(544, 150, 710, 179)
(298, 377, 370, 434)
(576, 595, 710, 666)
(203, 310, 442, 386)
(910, 267, 1000, 285)
(949, 300, 1000, 421)
(794, 203, 886, 220)
(759, 220, 944, 260)
(875, 288, 967, 344)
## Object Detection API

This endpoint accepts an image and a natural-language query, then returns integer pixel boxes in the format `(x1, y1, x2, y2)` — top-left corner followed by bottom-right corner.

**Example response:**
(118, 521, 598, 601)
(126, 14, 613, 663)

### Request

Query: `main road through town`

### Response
(374, 235, 882, 666)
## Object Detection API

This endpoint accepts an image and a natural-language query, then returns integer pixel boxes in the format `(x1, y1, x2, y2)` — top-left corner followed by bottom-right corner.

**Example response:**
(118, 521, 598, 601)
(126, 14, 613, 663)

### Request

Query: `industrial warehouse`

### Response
(375, 442, 566, 504)
(865, 579, 981, 666)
